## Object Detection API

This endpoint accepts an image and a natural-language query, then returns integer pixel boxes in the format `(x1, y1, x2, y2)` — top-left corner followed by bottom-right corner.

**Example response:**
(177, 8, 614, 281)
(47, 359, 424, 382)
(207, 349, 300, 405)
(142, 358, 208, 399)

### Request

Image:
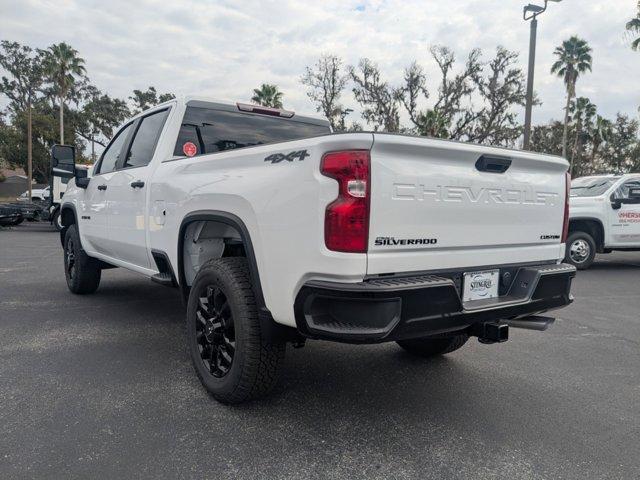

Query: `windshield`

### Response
(570, 177, 619, 197)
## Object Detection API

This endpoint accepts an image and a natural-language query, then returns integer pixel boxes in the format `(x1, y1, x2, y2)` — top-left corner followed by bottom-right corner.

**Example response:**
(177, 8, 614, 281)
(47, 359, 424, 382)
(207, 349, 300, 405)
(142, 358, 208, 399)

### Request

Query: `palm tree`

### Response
(589, 115, 612, 173)
(627, 2, 640, 51)
(251, 84, 284, 108)
(569, 97, 597, 175)
(551, 36, 593, 159)
(42, 42, 86, 144)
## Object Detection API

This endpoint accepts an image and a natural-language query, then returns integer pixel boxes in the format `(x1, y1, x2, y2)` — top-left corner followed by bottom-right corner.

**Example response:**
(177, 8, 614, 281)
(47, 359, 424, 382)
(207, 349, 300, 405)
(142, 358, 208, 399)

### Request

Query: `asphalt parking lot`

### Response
(1, 222, 639, 479)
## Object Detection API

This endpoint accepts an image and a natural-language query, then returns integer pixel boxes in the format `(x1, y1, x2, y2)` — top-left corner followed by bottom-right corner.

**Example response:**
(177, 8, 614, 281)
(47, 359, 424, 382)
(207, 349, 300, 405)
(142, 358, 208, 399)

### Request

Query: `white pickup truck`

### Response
(53, 97, 575, 403)
(565, 174, 640, 269)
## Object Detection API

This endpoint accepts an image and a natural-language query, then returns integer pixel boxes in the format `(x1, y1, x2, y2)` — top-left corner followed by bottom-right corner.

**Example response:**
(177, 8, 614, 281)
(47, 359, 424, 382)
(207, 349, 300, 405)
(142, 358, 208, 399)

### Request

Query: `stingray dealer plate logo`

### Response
(463, 269, 499, 302)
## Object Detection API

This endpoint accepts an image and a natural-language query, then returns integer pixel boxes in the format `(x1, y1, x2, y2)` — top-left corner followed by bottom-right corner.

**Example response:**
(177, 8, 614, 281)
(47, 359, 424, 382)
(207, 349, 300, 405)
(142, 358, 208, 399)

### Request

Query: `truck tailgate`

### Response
(367, 134, 568, 275)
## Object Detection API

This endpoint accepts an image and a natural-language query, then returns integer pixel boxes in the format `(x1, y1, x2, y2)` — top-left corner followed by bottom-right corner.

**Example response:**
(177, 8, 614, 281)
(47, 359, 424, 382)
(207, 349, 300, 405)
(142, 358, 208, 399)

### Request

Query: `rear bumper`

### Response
(294, 263, 575, 344)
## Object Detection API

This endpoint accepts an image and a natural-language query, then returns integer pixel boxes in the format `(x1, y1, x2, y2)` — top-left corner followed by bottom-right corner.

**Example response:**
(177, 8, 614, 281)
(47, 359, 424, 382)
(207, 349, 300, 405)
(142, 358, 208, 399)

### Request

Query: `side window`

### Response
(97, 123, 133, 174)
(614, 180, 640, 200)
(124, 109, 170, 169)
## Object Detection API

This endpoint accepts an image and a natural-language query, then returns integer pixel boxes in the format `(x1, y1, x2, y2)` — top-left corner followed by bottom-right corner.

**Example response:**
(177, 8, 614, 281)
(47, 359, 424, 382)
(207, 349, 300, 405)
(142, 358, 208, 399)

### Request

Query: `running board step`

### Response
(151, 272, 176, 287)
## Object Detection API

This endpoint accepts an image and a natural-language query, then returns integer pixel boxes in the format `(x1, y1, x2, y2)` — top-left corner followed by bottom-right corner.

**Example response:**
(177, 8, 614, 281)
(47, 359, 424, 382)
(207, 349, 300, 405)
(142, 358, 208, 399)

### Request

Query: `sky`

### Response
(1, 0, 639, 130)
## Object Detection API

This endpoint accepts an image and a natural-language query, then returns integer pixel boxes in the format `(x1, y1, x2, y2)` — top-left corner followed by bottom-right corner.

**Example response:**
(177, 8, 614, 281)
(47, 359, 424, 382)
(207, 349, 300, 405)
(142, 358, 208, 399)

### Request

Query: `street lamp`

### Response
(522, 0, 562, 150)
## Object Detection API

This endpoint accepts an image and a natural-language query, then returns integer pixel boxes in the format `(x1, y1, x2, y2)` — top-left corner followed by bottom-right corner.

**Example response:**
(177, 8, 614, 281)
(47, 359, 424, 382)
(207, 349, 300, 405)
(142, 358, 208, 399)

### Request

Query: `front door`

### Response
(79, 122, 134, 257)
(107, 108, 170, 269)
(608, 178, 640, 247)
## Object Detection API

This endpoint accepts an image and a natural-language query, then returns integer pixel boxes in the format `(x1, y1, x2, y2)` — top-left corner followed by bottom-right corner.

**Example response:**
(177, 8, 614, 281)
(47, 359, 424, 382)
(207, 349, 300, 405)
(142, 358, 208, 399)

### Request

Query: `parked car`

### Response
(17, 186, 50, 202)
(565, 174, 640, 269)
(54, 96, 575, 404)
(0, 204, 23, 226)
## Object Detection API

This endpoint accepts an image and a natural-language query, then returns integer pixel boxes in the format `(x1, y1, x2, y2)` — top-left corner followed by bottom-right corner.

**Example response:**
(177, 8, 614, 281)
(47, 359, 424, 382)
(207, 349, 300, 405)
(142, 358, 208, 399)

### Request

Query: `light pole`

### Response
(522, 0, 561, 150)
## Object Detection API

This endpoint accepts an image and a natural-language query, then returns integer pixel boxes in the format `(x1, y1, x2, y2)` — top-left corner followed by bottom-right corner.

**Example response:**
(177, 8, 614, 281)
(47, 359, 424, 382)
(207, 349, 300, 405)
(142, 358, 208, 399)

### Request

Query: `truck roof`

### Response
(147, 95, 331, 129)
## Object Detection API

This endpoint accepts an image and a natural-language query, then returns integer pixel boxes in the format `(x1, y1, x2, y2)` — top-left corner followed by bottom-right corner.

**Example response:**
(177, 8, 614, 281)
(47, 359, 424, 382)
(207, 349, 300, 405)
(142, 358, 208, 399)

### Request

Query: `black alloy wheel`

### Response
(195, 285, 236, 378)
(65, 236, 76, 281)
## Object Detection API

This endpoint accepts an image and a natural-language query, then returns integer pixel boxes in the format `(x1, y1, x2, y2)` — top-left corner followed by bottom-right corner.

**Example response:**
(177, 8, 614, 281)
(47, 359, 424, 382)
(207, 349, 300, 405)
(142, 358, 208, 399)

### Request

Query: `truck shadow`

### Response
(590, 258, 640, 270)
(224, 340, 578, 466)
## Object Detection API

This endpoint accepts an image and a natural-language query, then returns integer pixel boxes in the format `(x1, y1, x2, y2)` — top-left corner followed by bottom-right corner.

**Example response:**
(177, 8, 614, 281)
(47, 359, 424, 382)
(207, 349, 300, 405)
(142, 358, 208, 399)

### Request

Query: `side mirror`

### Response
(75, 167, 90, 189)
(51, 144, 76, 179)
(51, 145, 90, 189)
(610, 192, 621, 210)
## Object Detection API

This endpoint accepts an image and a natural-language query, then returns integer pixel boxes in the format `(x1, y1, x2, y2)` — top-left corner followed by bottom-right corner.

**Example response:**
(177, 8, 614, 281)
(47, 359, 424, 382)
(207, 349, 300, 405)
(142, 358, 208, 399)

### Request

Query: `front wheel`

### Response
(64, 224, 101, 294)
(564, 231, 596, 270)
(397, 334, 468, 358)
(187, 257, 286, 404)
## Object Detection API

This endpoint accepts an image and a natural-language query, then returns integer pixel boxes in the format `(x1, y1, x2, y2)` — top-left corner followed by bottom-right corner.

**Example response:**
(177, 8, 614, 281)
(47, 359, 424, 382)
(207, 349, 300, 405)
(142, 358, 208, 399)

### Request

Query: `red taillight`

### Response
(562, 171, 571, 243)
(321, 150, 370, 253)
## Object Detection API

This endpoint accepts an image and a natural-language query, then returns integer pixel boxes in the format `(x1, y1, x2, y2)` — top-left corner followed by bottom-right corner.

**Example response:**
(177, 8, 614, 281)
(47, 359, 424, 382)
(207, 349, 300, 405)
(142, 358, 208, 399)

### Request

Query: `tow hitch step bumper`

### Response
(294, 263, 575, 344)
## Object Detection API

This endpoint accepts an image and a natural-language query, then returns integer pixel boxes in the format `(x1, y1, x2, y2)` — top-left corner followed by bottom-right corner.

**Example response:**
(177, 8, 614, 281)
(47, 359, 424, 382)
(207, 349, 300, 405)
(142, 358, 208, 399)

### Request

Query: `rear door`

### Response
(367, 134, 568, 274)
(79, 122, 134, 256)
(107, 108, 170, 269)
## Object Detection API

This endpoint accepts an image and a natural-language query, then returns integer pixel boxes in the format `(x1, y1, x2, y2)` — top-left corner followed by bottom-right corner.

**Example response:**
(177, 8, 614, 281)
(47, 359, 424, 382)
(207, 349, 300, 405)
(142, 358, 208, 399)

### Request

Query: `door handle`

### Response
(130, 180, 145, 189)
(97, 184, 107, 191)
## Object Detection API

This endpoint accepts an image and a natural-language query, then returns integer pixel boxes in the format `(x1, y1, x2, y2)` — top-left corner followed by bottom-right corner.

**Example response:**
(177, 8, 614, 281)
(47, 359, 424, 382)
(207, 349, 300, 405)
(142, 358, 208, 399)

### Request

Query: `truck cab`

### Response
(566, 174, 640, 269)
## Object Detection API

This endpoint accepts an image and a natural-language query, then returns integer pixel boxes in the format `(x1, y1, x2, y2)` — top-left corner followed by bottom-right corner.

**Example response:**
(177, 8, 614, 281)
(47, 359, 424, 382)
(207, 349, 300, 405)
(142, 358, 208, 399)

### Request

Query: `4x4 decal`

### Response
(264, 150, 310, 164)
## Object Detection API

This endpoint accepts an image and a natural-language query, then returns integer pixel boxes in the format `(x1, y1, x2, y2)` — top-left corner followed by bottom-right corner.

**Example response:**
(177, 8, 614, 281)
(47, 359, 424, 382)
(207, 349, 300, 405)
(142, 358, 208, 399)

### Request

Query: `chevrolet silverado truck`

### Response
(52, 97, 575, 404)
(565, 174, 640, 269)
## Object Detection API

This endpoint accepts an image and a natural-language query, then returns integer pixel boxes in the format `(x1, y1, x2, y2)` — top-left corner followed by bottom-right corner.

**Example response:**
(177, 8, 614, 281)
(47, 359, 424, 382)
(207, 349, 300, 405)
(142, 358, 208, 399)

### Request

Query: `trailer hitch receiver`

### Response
(472, 322, 509, 344)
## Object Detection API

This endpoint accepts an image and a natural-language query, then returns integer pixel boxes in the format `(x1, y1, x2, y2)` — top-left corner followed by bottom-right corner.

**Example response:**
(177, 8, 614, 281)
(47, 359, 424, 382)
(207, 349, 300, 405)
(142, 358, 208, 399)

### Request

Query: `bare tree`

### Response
(396, 46, 526, 146)
(395, 46, 481, 139)
(398, 62, 429, 128)
(301, 55, 350, 130)
(469, 47, 527, 146)
(348, 58, 400, 132)
(430, 46, 483, 140)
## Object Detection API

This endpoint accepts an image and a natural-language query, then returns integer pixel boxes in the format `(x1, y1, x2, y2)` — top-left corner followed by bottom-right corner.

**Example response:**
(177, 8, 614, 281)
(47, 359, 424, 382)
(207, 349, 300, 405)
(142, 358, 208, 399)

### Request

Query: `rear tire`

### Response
(187, 257, 286, 404)
(564, 231, 596, 270)
(397, 334, 468, 358)
(64, 224, 101, 294)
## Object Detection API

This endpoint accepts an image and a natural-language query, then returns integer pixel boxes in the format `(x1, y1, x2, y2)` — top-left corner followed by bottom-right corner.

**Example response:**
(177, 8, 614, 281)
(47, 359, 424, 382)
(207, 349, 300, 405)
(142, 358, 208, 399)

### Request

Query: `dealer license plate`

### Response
(462, 269, 499, 302)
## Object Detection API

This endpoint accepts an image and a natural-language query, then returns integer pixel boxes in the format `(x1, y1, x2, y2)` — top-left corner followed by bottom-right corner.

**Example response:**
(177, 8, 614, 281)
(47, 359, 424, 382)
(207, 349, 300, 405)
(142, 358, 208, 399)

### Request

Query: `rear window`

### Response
(173, 106, 330, 157)
(570, 177, 619, 197)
